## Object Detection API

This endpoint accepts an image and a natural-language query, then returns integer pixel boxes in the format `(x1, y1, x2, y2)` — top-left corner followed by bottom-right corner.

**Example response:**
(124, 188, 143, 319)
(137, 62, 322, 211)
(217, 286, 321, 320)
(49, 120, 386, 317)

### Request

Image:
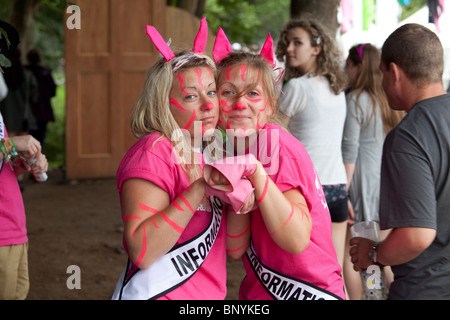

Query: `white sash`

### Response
(112, 195, 223, 300)
(246, 242, 342, 300)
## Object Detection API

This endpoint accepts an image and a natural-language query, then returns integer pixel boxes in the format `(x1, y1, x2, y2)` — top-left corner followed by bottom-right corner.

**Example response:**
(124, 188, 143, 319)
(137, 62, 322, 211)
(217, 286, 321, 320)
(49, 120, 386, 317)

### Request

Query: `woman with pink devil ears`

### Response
(202, 28, 346, 300)
(111, 18, 232, 300)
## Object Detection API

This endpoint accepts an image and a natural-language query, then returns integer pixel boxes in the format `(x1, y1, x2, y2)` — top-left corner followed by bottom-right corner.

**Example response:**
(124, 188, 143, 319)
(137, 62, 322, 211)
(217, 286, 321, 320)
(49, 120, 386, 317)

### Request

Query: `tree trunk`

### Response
(6, 0, 41, 62)
(290, 0, 340, 35)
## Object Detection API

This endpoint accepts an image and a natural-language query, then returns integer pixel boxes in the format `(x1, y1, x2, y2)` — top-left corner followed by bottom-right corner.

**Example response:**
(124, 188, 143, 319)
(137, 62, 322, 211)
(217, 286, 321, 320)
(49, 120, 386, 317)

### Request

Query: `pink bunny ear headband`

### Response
(146, 17, 209, 73)
(212, 27, 284, 87)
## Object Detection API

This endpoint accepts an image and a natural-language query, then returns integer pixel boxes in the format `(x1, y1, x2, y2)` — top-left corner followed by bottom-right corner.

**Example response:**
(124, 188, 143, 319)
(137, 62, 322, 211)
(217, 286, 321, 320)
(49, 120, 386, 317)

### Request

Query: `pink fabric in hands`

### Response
(204, 154, 258, 212)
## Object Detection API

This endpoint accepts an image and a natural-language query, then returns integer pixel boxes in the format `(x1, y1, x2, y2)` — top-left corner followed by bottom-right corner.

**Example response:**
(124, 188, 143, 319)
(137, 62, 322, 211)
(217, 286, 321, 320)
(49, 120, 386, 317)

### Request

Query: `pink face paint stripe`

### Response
(257, 176, 269, 203)
(139, 202, 159, 214)
(170, 98, 187, 111)
(240, 65, 247, 82)
(150, 216, 159, 228)
(160, 212, 184, 234)
(226, 240, 250, 253)
(245, 97, 263, 103)
(226, 224, 250, 238)
(176, 74, 189, 95)
(220, 100, 233, 113)
(172, 201, 184, 211)
(179, 194, 195, 214)
(226, 67, 232, 81)
(259, 98, 269, 112)
(182, 109, 196, 130)
(194, 69, 203, 87)
(269, 202, 294, 237)
(135, 221, 147, 267)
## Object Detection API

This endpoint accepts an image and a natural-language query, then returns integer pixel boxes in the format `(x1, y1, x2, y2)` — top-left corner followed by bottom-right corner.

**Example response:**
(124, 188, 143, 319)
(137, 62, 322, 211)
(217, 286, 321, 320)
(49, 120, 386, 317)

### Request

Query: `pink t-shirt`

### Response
(116, 133, 227, 300)
(0, 118, 27, 246)
(239, 123, 345, 300)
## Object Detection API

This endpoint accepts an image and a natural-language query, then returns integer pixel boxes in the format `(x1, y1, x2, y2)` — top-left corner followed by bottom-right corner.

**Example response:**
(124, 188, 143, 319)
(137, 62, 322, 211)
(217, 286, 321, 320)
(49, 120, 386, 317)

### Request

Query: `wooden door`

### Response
(64, 0, 165, 179)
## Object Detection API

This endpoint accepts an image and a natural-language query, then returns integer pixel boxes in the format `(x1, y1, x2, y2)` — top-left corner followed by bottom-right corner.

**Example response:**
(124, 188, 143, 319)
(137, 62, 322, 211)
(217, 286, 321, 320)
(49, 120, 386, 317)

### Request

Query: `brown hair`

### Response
(276, 17, 347, 94)
(381, 23, 443, 87)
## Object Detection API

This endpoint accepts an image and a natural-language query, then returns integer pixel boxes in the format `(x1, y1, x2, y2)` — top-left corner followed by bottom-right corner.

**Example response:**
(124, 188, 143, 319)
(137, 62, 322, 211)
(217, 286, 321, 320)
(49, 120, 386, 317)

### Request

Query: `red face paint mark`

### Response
(160, 212, 184, 234)
(201, 102, 214, 111)
(170, 97, 187, 111)
(194, 69, 203, 87)
(135, 221, 147, 267)
(172, 201, 184, 211)
(226, 224, 250, 238)
(220, 100, 233, 113)
(233, 102, 247, 110)
(226, 240, 250, 253)
(179, 194, 195, 214)
(226, 67, 232, 81)
(257, 176, 269, 203)
(226, 120, 231, 129)
(256, 118, 263, 131)
(183, 109, 196, 130)
(240, 65, 247, 82)
(297, 202, 310, 221)
(176, 74, 189, 95)
(259, 98, 269, 112)
(269, 202, 294, 237)
(244, 97, 262, 103)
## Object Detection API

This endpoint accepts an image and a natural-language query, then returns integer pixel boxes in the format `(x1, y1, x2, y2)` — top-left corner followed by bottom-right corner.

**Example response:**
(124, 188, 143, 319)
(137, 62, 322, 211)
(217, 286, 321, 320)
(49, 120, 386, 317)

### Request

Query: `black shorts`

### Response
(323, 184, 349, 223)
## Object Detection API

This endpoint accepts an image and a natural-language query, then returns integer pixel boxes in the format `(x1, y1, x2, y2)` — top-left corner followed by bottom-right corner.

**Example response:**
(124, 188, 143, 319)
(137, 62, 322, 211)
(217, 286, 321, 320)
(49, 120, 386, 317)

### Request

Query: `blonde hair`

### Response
(276, 17, 347, 95)
(347, 43, 403, 134)
(130, 52, 216, 181)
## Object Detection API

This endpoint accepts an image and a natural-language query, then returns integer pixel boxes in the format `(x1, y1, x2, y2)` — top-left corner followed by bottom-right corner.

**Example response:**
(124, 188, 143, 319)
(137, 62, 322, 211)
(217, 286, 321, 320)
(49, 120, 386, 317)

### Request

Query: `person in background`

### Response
(25, 49, 57, 150)
(342, 43, 403, 299)
(350, 23, 450, 300)
(275, 17, 349, 279)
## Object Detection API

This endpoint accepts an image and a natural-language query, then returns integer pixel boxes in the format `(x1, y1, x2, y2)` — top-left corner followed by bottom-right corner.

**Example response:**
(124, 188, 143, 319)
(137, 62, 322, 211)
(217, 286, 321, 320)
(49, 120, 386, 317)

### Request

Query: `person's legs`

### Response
(0, 243, 29, 300)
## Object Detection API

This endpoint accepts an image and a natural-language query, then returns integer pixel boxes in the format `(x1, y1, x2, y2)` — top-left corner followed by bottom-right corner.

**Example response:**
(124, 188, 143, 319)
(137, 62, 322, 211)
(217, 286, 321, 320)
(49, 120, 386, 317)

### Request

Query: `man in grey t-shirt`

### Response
(349, 23, 450, 299)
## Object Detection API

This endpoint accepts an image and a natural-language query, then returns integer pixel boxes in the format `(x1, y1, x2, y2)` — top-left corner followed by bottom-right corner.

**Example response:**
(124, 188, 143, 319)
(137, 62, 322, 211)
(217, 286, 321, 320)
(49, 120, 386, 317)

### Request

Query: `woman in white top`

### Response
(276, 17, 349, 280)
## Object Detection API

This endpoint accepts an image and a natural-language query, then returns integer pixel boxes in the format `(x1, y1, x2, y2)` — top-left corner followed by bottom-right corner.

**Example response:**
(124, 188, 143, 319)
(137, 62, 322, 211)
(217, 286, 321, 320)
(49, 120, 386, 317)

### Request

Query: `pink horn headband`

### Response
(146, 17, 209, 62)
(213, 28, 275, 67)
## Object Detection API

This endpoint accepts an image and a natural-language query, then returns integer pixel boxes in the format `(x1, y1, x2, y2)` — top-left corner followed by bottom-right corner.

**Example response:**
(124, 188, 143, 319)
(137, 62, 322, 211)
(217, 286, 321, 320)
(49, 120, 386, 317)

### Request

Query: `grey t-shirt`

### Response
(380, 93, 450, 299)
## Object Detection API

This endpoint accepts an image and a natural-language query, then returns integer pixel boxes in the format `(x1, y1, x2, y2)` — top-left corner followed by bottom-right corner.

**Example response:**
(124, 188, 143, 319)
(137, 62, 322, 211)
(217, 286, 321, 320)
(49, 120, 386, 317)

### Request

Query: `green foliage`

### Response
(44, 74, 65, 168)
(399, 0, 427, 21)
(205, 0, 289, 45)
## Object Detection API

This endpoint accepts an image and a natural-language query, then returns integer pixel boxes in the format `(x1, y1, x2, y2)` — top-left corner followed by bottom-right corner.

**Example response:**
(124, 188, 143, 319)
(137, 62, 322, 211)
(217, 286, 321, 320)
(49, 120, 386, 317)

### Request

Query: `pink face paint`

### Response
(259, 98, 269, 112)
(139, 202, 159, 214)
(160, 212, 184, 234)
(183, 109, 196, 130)
(220, 100, 233, 113)
(172, 201, 184, 212)
(179, 194, 195, 214)
(150, 216, 159, 229)
(170, 97, 187, 111)
(257, 176, 269, 203)
(194, 69, 203, 87)
(226, 120, 231, 129)
(226, 240, 250, 253)
(297, 202, 310, 221)
(201, 102, 214, 111)
(255, 118, 263, 131)
(226, 67, 232, 81)
(233, 102, 247, 110)
(176, 74, 190, 95)
(135, 221, 147, 267)
(245, 97, 262, 103)
(269, 202, 294, 237)
(240, 65, 247, 82)
(226, 224, 250, 238)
